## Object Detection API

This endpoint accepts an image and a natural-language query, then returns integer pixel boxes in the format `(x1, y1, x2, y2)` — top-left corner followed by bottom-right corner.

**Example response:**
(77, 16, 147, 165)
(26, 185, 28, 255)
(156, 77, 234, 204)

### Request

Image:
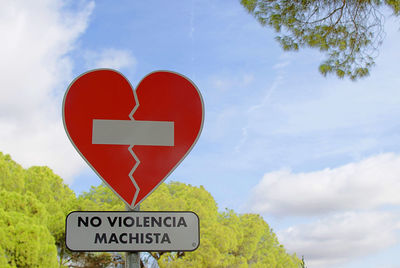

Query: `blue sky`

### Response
(1, 1, 400, 267)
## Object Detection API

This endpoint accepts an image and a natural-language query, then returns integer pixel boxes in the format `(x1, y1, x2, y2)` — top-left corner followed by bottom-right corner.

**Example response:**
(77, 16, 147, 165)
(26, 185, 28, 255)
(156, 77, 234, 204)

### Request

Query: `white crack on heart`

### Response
(128, 89, 141, 207)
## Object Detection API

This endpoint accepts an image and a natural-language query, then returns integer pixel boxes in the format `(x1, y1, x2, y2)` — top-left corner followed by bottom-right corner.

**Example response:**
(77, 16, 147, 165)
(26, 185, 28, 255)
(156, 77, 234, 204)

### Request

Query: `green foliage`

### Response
(0, 246, 12, 268)
(0, 209, 58, 267)
(0, 153, 25, 192)
(0, 189, 49, 226)
(78, 183, 125, 211)
(301, 255, 307, 268)
(24, 166, 77, 243)
(66, 252, 115, 268)
(241, 0, 400, 80)
(0, 151, 301, 267)
(149, 183, 301, 267)
(81, 182, 301, 267)
(0, 152, 77, 267)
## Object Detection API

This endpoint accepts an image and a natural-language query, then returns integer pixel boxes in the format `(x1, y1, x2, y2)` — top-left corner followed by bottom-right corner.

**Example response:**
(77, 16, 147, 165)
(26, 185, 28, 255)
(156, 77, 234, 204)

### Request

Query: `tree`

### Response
(63, 252, 116, 268)
(0, 152, 25, 193)
(0, 152, 301, 267)
(301, 255, 307, 268)
(0, 210, 58, 267)
(240, 0, 400, 80)
(80, 181, 301, 267)
(0, 190, 58, 267)
(78, 183, 125, 211)
(24, 166, 77, 238)
(0, 152, 79, 267)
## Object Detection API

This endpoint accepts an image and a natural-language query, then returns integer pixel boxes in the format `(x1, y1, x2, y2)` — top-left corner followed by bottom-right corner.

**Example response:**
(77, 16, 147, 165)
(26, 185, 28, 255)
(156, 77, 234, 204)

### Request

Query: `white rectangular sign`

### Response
(65, 211, 199, 252)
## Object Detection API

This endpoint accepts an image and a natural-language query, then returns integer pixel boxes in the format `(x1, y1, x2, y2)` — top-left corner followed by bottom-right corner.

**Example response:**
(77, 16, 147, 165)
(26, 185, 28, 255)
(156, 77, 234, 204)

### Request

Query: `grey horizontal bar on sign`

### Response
(92, 119, 174, 146)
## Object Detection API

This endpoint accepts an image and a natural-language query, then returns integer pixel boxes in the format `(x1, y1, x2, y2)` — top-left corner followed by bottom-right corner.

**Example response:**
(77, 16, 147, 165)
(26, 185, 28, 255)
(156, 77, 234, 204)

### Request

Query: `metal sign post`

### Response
(126, 205, 140, 268)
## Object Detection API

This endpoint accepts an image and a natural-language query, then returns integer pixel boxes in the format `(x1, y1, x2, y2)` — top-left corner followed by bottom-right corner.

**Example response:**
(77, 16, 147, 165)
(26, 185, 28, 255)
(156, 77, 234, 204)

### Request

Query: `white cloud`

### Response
(278, 211, 400, 268)
(247, 153, 400, 267)
(209, 73, 254, 92)
(247, 153, 400, 216)
(272, 60, 290, 70)
(84, 48, 136, 71)
(0, 0, 94, 182)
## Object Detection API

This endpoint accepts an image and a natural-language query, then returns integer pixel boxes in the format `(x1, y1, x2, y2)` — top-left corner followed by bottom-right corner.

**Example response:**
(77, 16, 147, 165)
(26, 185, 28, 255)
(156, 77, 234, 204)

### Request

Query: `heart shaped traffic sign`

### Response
(63, 69, 204, 208)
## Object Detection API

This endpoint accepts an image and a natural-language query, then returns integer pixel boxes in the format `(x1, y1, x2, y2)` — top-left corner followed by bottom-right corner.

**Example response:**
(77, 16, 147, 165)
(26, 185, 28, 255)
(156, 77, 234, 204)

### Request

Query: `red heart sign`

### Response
(63, 69, 204, 208)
